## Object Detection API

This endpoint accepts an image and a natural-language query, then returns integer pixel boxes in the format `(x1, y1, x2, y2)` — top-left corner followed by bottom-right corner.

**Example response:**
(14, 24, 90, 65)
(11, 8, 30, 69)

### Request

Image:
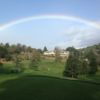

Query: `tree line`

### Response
(63, 44, 100, 78)
(0, 42, 100, 78)
(0, 43, 42, 73)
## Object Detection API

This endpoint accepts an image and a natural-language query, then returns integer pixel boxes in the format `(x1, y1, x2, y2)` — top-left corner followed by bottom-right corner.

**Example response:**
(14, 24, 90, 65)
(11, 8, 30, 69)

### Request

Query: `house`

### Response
(43, 51, 55, 56)
(60, 51, 69, 57)
(43, 50, 69, 57)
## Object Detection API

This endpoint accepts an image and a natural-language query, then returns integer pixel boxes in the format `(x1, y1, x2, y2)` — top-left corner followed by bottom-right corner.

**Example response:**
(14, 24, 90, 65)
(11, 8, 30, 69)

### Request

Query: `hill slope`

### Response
(0, 75, 100, 100)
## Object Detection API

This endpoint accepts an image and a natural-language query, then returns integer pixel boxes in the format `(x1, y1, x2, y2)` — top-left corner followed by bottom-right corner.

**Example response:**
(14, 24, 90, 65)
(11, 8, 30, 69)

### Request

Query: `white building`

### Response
(43, 50, 69, 57)
(43, 51, 55, 56)
(60, 51, 69, 57)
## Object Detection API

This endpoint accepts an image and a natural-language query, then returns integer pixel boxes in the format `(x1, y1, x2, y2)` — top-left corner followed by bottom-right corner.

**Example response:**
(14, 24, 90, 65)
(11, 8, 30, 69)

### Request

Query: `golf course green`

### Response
(0, 74, 100, 100)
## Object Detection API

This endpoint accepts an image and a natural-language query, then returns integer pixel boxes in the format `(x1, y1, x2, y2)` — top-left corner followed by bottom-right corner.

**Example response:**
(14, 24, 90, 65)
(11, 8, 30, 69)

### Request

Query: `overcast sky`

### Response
(0, 0, 100, 49)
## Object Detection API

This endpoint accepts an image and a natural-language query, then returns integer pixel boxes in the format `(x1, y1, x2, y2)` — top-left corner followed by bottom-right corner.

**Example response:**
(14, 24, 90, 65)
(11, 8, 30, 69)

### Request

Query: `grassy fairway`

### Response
(3, 59, 65, 78)
(0, 75, 100, 100)
(0, 59, 100, 100)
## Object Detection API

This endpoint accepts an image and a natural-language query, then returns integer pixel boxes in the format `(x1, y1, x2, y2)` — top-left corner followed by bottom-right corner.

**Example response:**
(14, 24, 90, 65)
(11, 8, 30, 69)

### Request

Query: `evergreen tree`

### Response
(63, 47, 80, 78)
(43, 46, 48, 52)
(55, 47, 62, 62)
(11, 55, 22, 73)
(86, 50, 98, 75)
(30, 50, 41, 70)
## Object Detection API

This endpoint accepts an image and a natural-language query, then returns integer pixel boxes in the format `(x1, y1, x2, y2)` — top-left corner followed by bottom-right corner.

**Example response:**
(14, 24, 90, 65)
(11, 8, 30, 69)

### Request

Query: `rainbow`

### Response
(0, 15, 100, 31)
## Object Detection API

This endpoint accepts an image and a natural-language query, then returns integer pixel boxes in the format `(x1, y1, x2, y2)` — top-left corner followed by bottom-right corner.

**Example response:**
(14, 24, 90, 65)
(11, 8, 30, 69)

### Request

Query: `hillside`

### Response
(0, 75, 100, 100)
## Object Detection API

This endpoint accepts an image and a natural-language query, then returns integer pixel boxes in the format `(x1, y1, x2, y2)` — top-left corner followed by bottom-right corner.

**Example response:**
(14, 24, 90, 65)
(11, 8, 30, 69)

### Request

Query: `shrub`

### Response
(10, 67, 22, 74)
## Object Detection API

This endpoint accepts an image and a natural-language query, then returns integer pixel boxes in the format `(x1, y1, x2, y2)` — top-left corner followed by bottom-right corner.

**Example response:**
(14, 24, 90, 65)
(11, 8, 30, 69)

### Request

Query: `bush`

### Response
(10, 68, 22, 74)
(30, 61, 39, 71)
(5, 54, 12, 61)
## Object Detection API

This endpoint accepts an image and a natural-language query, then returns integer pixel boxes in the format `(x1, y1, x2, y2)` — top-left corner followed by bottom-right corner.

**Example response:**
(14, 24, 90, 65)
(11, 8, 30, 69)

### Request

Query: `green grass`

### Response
(19, 59, 65, 78)
(2, 59, 100, 81)
(86, 72, 100, 83)
(0, 75, 100, 100)
(0, 59, 100, 100)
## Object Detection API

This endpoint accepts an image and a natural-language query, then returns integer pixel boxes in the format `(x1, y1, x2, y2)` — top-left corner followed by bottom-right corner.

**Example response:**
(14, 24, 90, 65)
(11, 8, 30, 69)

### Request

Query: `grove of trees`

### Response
(0, 43, 42, 74)
(0, 42, 100, 79)
(63, 44, 100, 78)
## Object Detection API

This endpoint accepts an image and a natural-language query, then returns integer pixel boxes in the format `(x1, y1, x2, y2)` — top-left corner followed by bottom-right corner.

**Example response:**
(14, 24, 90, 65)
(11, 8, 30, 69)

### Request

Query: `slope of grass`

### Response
(20, 59, 65, 77)
(0, 59, 100, 100)
(0, 75, 100, 100)
(2, 59, 100, 82)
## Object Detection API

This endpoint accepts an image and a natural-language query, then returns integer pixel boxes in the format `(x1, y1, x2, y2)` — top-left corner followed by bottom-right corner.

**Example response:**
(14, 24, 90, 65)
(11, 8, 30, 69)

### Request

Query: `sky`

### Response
(0, 0, 100, 49)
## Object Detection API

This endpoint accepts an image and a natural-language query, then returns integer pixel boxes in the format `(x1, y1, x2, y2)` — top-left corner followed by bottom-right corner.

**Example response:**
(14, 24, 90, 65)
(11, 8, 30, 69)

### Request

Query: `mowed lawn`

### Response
(0, 75, 100, 100)
(3, 59, 65, 78)
(0, 59, 100, 100)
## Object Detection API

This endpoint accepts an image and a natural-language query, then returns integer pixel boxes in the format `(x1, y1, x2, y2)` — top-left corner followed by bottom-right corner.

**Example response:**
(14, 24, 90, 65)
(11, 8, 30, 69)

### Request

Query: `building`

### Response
(43, 50, 69, 57)
(43, 51, 55, 56)
(60, 51, 69, 57)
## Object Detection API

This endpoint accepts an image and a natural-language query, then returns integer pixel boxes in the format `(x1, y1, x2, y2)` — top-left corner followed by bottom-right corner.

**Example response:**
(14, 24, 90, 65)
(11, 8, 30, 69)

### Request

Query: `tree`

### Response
(15, 43, 22, 54)
(66, 47, 80, 57)
(86, 50, 98, 75)
(0, 46, 8, 59)
(63, 47, 80, 78)
(27, 46, 33, 53)
(37, 49, 43, 54)
(11, 55, 22, 73)
(64, 53, 80, 78)
(5, 43, 10, 48)
(89, 57, 97, 75)
(54, 47, 62, 62)
(43, 46, 48, 52)
(5, 54, 12, 61)
(30, 50, 41, 70)
(80, 59, 89, 75)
